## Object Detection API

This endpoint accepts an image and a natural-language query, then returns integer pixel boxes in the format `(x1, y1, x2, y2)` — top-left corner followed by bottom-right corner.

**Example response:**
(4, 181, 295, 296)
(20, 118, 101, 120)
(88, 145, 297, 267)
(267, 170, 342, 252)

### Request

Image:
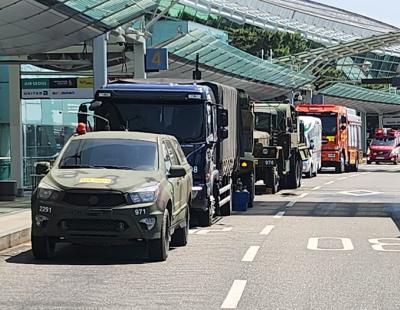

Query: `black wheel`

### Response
(367, 160, 372, 165)
(335, 154, 345, 173)
(148, 209, 170, 261)
(312, 165, 318, 177)
(198, 206, 213, 227)
(219, 199, 231, 216)
(352, 159, 359, 172)
(286, 157, 301, 189)
(265, 167, 279, 194)
(31, 235, 55, 259)
(171, 206, 189, 247)
(305, 164, 313, 178)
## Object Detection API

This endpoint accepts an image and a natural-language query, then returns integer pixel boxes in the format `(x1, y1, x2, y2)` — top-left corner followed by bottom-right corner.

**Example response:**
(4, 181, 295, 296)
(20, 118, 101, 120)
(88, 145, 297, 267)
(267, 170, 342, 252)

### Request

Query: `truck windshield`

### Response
(319, 116, 337, 136)
(59, 139, 157, 171)
(254, 113, 272, 132)
(371, 138, 396, 146)
(115, 103, 205, 143)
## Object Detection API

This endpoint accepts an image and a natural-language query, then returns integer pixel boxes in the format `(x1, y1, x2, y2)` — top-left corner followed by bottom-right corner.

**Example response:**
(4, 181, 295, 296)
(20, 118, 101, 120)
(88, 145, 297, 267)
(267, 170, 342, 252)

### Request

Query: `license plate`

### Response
(264, 159, 276, 166)
(376, 157, 385, 160)
(328, 154, 335, 158)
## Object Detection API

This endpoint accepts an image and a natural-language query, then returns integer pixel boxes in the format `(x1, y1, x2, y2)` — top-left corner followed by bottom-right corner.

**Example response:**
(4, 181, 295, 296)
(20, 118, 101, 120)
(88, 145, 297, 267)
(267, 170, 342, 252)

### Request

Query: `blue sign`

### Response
(145, 48, 169, 72)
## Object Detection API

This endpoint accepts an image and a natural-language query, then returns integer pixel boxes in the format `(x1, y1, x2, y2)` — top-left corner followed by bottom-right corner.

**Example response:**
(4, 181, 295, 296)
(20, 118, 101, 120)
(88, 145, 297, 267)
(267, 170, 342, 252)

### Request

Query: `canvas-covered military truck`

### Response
(78, 80, 255, 226)
(252, 102, 309, 193)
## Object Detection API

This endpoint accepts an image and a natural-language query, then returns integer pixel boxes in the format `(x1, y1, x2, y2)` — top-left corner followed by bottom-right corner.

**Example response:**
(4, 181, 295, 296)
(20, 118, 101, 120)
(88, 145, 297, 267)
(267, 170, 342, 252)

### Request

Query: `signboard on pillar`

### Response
(145, 48, 168, 72)
(21, 77, 93, 99)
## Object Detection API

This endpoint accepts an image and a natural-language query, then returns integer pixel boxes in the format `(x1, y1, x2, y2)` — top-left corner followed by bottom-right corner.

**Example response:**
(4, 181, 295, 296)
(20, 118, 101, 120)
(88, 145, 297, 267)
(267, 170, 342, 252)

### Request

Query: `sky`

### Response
(314, 0, 400, 28)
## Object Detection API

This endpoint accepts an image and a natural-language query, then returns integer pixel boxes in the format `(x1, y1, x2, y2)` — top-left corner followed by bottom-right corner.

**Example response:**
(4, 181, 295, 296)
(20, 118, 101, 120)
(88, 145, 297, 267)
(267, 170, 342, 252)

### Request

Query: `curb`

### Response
(0, 227, 31, 252)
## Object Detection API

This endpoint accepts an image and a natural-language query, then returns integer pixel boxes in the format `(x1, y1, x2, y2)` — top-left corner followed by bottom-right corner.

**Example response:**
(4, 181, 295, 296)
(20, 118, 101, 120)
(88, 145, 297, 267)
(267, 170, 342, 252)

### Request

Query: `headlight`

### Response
(37, 183, 60, 201)
(129, 185, 159, 204)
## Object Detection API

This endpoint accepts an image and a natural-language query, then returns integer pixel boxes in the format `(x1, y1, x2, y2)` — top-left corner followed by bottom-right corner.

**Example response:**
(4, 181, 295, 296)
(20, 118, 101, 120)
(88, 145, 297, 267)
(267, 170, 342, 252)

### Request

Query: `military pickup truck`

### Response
(31, 131, 192, 261)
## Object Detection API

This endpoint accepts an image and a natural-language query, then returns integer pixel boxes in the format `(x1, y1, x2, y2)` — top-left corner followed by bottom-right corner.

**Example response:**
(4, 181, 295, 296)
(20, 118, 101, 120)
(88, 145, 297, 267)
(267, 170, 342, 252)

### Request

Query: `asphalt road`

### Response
(1, 164, 400, 310)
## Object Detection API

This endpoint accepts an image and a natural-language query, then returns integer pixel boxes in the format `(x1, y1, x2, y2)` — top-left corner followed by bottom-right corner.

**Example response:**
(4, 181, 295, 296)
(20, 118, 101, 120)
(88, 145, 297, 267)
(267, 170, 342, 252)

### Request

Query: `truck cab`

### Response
(367, 128, 400, 165)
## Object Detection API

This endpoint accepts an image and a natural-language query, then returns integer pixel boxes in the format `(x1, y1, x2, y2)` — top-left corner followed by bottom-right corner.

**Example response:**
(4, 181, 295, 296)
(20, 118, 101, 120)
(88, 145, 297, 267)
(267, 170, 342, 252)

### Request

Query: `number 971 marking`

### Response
(134, 208, 147, 216)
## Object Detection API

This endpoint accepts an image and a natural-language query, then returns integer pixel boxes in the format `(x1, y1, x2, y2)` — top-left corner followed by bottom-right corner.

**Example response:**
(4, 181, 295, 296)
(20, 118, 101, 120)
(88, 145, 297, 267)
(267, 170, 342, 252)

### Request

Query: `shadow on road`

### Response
(5, 242, 180, 266)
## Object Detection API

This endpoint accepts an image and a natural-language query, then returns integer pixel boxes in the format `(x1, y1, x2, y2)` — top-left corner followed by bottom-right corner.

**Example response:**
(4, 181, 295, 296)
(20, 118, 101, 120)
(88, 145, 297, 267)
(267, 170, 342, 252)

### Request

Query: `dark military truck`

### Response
(83, 80, 255, 226)
(252, 102, 309, 193)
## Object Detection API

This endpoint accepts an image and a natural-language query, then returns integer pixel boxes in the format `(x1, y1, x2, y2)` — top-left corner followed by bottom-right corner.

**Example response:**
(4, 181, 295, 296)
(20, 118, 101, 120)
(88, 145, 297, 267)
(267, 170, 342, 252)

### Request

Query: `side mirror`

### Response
(168, 165, 186, 178)
(217, 107, 228, 127)
(35, 162, 51, 175)
(340, 115, 347, 124)
(340, 125, 347, 131)
(217, 128, 229, 141)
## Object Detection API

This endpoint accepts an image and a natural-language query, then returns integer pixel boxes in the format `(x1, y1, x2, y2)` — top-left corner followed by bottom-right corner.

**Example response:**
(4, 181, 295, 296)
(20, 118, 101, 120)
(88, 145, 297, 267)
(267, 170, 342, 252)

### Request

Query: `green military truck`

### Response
(252, 102, 309, 193)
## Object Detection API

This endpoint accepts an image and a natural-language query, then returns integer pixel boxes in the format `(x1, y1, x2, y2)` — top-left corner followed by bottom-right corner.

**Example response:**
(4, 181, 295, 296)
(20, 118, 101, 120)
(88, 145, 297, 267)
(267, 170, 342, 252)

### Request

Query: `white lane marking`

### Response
(369, 238, 400, 252)
(324, 181, 334, 185)
(260, 225, 274, 236)
(196, 227, 233, 235)
(286, 201, 296, 207)
(299, 193, 309, 198)
(311, 186, 321, 191)
(241, 246, 260, 262)
(188, 229, 198, 235)
(221, 280, 247, 309)
(338, 177, 347, 180)
(273, 211, 285, 218)
(349, 174, 358, 178)
(307, 237, 354, 251)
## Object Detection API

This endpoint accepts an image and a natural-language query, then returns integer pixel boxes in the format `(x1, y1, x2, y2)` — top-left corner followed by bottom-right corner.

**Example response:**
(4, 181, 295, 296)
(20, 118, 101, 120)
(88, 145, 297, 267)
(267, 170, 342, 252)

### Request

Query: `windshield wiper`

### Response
(59, 165, 95, 169)
(91, 165, 135, 170)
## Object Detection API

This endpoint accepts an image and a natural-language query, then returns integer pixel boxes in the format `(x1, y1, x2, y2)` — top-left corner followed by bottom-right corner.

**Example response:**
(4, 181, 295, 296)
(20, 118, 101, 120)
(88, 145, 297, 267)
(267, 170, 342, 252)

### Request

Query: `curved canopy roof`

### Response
(319, 83, 400, 114)
(0, 0, 158, 55)
(150, 29, 315, 99)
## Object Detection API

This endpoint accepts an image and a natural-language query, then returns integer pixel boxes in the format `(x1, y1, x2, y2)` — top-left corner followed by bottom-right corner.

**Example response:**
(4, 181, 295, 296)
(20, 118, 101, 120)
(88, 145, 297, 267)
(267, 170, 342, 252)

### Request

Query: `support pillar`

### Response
(9, 64, 23, 195)
(378, 114, 383, 128)
(361, 112, 367, 154)
(93, 34, 108, 93)
(304, 89, 313, 104)
(133, 37, 146, 79)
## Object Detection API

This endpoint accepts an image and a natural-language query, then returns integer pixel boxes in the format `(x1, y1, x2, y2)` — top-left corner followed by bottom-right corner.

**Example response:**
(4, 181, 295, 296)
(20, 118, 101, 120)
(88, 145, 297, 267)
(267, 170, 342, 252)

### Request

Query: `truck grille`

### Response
(63, 192, 127, 207)
(62, 219, 128, 232)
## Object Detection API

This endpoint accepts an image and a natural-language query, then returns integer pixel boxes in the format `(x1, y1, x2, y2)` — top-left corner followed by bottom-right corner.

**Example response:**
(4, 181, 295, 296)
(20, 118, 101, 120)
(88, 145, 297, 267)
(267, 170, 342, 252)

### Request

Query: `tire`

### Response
(351, 159, 359, 172)
(312, 165, 318, 177)
(171, 206, 189, 247)
(335, 153, 345, 173)
(367, 160, 372, 165)
(198, 206, 212, 227)
(305, 164, 313, 178)
(148, 209, 170, 261)
(286, 157, 301, 189)
(31, 235, 55, 259)
(265, 167, 279, 194)
(219, 199, 231, 216)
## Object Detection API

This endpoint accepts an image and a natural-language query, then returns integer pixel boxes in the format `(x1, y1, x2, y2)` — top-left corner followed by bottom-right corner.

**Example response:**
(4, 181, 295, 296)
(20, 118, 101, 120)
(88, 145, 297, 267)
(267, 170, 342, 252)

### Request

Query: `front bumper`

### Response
(368, 155, 397, 163)
(31, 199, 163, 245)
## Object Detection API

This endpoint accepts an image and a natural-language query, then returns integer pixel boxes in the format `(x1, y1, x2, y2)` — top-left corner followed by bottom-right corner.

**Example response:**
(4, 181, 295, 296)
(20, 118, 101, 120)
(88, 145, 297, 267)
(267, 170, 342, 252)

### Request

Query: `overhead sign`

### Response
(145, 48, 168, 72)
(21, 77, 93, 99)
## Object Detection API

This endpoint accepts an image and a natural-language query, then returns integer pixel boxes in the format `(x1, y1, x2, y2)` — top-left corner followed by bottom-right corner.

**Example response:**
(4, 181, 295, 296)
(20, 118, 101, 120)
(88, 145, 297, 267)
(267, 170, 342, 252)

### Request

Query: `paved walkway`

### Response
(0, 196, 31, 251)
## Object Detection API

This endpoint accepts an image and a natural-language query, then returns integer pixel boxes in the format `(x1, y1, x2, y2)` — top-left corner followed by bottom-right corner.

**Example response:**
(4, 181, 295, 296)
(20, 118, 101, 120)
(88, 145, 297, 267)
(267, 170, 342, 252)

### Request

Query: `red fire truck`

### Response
(367, 128, 400, 165)
(296, 104, 362, 173)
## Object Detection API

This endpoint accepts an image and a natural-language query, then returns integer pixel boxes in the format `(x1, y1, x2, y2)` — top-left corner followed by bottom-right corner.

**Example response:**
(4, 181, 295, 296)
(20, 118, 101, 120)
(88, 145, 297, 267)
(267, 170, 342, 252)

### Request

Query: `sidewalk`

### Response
(0, 196, 31, 251)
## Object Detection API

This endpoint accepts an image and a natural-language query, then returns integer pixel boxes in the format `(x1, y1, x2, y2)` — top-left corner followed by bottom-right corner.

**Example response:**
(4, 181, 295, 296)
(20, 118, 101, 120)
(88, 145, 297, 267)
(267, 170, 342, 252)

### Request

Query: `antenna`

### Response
(193, 53, 202, 81)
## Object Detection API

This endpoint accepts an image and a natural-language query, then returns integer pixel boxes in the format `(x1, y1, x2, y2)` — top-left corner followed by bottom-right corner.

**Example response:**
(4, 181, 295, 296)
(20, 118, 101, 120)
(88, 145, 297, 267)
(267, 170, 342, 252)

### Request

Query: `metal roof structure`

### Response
(276, 32, 400, 69)
(149, 29, 315, 99)
(319, 83, 400, 114)
(0, 0, 158, 55)
(172, 0, 400, 53)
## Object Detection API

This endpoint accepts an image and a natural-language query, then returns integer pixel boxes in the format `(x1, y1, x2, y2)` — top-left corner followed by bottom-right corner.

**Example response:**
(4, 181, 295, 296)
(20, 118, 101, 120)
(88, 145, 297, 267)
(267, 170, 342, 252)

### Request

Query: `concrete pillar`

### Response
(93, 34, 108, 93)
(304, 89, 313, 104)
(361, 112, 367, 154)
(8, 64, 23, 195)
(378, 114, 383, 128)
(133, 37, 146, 79)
